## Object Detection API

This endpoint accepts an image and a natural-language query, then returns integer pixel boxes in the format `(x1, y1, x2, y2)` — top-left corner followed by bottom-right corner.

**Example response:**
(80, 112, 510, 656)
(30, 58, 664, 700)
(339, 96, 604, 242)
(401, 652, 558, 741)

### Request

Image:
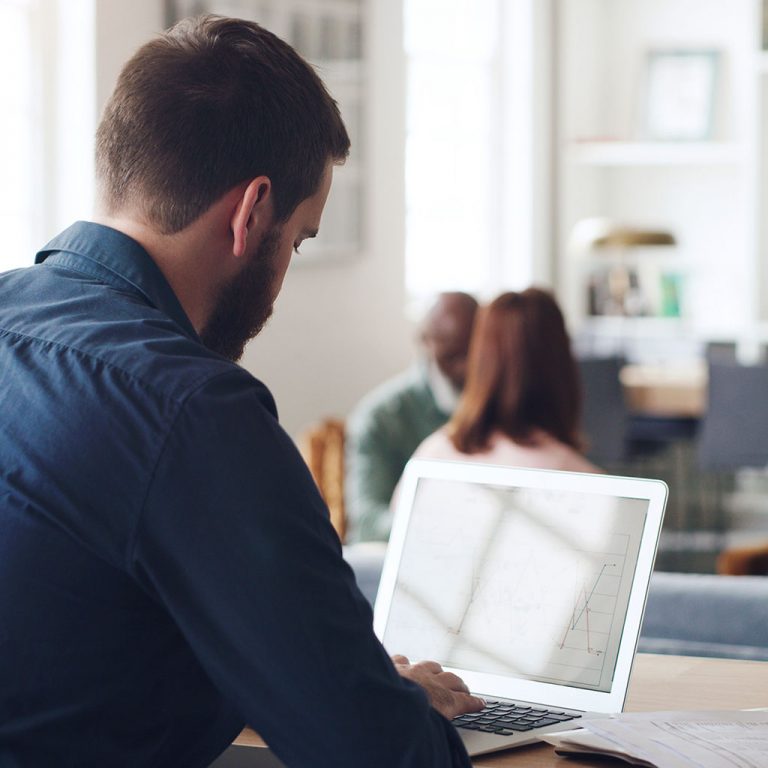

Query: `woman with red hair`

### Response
(412, 288, 598, 472)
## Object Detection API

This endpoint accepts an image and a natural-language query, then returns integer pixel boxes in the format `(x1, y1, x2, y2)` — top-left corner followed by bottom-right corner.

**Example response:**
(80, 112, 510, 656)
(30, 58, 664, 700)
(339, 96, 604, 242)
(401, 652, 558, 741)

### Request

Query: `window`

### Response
(0, 0, 95, 273)
(0, 0, 39, 270)
(404, 0, 549, 299)
(404, 0, 498, 297)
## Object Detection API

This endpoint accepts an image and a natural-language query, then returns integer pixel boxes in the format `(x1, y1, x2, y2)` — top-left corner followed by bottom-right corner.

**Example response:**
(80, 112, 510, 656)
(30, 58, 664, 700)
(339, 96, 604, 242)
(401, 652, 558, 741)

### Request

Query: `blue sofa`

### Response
(638, 571, 768, 661)
(345, 550, 768, 662)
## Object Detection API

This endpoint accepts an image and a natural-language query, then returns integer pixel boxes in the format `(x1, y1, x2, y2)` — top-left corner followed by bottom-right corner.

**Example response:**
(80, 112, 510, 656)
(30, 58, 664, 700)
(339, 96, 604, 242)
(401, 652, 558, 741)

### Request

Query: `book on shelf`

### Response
(586, 266, 683, 319)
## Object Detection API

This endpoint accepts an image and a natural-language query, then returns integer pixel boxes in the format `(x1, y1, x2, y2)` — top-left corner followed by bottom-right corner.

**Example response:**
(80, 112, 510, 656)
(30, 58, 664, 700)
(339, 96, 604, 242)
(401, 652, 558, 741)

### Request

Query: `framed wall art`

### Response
(642, 49, 720, 141)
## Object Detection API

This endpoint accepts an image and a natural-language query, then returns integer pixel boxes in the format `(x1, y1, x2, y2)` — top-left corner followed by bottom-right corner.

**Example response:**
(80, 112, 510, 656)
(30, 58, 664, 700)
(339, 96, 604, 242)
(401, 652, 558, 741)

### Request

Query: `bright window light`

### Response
(404, 0, 499, 298)
(0, 0, 94, 274)
(404, 0, 545, 302)
(0, 0, 38, 271)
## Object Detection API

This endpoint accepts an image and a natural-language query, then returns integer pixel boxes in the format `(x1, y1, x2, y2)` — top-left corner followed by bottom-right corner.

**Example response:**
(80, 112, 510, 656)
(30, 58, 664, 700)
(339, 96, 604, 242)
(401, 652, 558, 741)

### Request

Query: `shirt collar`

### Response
(425, 358, 461, 414)
(35, 221, 199, 341)
(415, 358, 460, 415)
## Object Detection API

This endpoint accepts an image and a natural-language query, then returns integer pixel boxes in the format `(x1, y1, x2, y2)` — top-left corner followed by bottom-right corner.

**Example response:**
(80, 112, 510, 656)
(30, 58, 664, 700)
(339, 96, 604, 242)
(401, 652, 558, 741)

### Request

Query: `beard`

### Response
(200, 226, 282, 362)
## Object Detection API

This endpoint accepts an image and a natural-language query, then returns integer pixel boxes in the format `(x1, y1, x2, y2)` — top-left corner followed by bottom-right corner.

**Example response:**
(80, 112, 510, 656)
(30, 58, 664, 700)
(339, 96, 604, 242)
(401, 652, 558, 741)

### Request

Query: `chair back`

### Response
(705, 340, 737, 364)
(298, 418, 347, 542)
(697, 362, 768, 471)
(578, 356, 629, 464)
(717, 542, 768, 576)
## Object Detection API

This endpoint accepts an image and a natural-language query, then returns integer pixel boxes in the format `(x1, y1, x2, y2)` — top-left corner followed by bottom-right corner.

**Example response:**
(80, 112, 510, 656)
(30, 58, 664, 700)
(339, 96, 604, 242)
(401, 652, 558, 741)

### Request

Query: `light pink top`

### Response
(411, 427, 600, 474)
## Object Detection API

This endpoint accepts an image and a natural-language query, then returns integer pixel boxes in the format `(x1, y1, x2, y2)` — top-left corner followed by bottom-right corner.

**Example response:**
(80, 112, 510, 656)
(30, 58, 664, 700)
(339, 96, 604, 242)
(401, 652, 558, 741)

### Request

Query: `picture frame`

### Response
(642, 49, 720, 141)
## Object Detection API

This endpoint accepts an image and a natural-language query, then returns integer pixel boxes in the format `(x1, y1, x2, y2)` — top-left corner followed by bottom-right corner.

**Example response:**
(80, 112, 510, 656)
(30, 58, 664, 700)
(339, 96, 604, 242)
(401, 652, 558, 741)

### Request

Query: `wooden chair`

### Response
(717, 542, 768, 576)
(298, 418, 346, 543)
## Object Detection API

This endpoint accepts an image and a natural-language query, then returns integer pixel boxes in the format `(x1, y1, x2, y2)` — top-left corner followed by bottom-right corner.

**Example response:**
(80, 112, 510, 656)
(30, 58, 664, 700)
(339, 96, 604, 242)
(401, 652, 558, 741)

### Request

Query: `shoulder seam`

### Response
(0, 326, 220, 404)
(126, 367, 260, 573)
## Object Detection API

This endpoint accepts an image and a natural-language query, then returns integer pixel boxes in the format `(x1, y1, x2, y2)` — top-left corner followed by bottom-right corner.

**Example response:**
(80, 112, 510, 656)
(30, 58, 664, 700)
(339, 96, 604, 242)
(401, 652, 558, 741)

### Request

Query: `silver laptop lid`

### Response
(374, 460, 667, 715)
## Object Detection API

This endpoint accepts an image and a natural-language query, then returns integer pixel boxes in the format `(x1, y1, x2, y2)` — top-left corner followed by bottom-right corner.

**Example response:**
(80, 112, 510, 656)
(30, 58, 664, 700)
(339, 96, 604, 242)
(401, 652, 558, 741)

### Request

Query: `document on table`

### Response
(542, 710, 768, 768)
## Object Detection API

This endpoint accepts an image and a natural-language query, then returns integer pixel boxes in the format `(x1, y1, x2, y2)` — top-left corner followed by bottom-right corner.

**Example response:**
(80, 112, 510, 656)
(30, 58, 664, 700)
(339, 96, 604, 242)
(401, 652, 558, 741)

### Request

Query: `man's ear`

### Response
(231, 176, 272, 258)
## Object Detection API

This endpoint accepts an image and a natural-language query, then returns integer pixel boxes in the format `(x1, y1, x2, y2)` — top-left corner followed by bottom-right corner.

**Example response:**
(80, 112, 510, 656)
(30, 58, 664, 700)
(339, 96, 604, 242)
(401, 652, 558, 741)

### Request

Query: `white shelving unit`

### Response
(568, 141, 744, 167)
(755, 50, 768, 72)
(556, 0, 763, 362)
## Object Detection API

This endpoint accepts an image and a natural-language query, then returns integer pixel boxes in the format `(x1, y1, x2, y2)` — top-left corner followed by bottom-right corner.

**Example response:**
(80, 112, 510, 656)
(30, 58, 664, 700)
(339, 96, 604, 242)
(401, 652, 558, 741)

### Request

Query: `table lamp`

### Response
(569, 218, 677, 317)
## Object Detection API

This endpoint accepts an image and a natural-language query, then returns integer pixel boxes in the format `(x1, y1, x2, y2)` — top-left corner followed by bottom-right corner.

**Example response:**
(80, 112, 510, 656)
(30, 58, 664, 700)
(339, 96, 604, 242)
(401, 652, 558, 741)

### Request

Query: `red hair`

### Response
(448, 288, 583, 453)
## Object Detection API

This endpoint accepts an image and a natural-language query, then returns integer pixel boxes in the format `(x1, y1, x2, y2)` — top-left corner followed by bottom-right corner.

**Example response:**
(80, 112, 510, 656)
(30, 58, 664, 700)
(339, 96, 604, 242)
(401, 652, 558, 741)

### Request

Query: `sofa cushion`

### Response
(639, 571, 768, 660)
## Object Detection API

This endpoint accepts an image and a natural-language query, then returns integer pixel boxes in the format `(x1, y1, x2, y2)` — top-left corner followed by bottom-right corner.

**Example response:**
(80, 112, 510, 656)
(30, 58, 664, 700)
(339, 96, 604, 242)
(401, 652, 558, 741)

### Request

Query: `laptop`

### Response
(373, 459, 667, 757)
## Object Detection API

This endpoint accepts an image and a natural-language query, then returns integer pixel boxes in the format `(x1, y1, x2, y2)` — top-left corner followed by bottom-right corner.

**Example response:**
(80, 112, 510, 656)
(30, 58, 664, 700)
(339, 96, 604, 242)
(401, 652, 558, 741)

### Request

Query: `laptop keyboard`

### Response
(452, 699, 581, 735)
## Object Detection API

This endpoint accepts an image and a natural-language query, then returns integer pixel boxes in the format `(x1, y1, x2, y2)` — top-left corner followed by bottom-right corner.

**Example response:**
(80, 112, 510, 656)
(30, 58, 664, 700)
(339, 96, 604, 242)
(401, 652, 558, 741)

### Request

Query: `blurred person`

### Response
(0, 16, 482, 768)
(411, 288, 599, 473)
(345, 292, 478, 542)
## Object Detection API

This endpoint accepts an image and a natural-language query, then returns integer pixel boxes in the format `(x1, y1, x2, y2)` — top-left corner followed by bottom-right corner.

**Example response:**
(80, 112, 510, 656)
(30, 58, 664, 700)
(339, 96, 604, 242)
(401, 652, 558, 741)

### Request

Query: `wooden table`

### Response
(620, 361, 707, 418)
(235, 653, 768, 766)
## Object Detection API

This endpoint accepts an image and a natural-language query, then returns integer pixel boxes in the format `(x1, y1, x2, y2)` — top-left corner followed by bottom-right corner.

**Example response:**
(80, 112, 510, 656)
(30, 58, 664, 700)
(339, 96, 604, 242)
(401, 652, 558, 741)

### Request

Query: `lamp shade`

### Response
(569, 217, 677, 251)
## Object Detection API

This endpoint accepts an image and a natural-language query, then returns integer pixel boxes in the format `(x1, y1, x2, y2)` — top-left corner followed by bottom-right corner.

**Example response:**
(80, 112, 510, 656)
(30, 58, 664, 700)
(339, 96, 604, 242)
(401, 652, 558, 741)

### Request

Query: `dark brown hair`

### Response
(448, 288, 583, 453)
(96, 15, 350, 233)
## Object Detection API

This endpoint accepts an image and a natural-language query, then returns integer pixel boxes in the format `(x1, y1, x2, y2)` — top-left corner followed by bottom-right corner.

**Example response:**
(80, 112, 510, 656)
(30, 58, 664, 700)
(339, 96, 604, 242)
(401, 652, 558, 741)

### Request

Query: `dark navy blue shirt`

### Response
(0, 222, 470, 768)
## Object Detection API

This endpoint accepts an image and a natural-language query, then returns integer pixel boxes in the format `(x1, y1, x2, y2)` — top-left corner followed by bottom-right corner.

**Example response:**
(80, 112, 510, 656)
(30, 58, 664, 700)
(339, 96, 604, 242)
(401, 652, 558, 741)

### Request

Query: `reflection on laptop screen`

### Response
(382, 478, 649, 694)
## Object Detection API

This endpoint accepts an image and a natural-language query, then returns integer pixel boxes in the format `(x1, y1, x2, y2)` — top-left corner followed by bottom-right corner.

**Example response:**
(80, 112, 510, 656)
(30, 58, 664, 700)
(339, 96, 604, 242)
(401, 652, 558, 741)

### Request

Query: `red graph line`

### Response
(559, 563, 616, 654)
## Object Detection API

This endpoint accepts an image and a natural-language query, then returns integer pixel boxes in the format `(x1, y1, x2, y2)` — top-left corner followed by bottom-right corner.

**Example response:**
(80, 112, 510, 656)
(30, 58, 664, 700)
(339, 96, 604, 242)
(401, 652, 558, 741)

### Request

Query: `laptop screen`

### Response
(381, 476, 650, 694)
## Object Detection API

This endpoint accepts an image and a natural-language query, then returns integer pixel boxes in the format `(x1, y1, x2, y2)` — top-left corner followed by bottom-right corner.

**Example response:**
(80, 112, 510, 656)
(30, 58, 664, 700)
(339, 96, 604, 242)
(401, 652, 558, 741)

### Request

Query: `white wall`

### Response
(94, 0, 414, 438)
(243, 0, 413, 437)
(94, 0, 165, 111)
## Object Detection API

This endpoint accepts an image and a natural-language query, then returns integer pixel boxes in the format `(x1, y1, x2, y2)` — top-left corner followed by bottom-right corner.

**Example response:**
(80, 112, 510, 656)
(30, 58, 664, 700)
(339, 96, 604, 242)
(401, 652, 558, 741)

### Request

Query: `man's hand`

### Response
(392, 655, 485, 721)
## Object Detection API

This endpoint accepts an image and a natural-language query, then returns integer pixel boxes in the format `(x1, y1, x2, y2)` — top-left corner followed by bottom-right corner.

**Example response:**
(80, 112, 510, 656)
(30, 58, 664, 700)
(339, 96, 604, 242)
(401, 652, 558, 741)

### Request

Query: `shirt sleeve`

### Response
(344, 404, 405, 543)
(130, 371, 471, 768)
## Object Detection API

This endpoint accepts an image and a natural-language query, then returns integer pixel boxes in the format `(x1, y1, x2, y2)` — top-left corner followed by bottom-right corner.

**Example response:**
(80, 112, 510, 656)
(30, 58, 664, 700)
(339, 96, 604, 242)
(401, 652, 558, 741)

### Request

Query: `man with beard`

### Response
(0, 15, 482, 768)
